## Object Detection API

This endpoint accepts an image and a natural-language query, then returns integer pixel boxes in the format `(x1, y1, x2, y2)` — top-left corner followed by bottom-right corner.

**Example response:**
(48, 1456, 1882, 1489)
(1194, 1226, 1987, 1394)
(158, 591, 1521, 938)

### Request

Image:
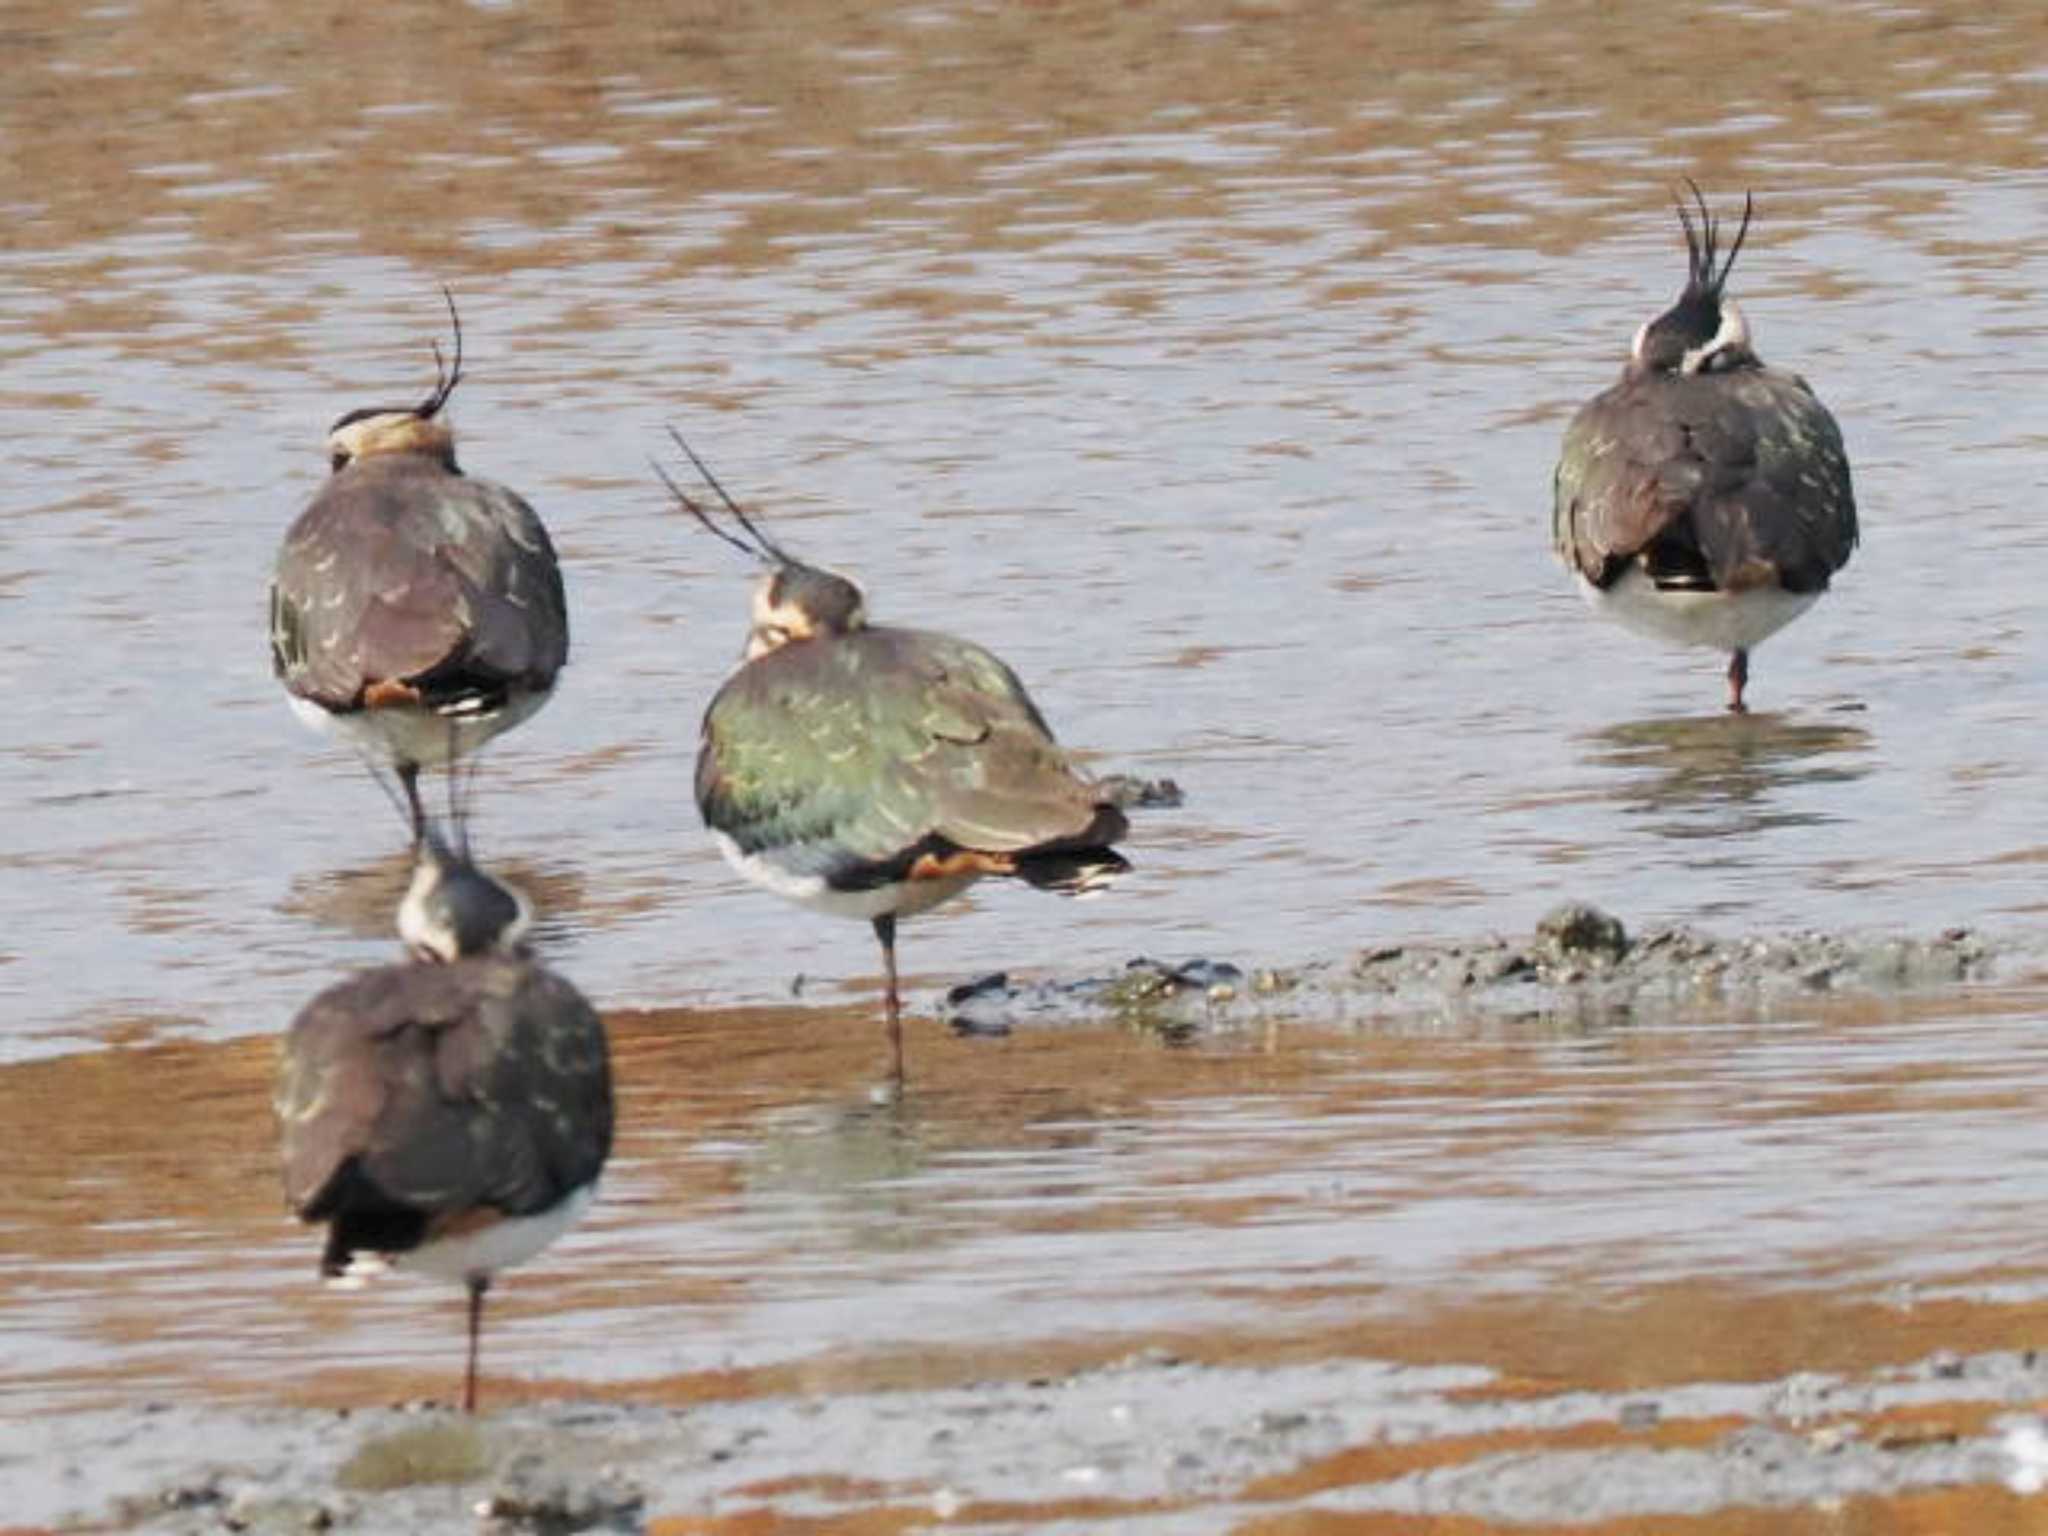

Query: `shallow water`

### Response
(7, 985, 2048, 1426)
(5, 5, 2048, 1523)
(2, 0, 2046, 1050)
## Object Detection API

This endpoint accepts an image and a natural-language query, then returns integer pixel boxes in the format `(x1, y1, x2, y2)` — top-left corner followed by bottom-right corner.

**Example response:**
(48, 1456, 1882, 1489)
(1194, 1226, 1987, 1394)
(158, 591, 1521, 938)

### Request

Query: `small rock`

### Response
(947, 971, 1010, 1005)
(476, 1453, 644, 1533)
(1536, 902, 1629, 962)
(1098, 774, 1186, 810)
(161, 1478, 224, 1511)
(1927, 1349, 1965, 1380)
(1619, 1399, 1661, 1431)
(1487, 951, 1535, 982)
(1174, 959, 1243, 989)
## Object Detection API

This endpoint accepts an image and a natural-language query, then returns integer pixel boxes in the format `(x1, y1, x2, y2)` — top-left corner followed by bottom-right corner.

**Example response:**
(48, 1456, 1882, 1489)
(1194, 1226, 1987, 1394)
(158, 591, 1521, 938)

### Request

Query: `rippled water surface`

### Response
(5, 7, 2048, 1518)
(3, 0, 2046, 1047)
(11, 987, 2048, 1417)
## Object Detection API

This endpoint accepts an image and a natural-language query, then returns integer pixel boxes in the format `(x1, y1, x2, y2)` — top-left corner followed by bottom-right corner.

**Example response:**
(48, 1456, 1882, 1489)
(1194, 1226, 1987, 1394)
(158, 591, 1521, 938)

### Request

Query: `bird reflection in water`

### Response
(1581, 711, 1872, 841)
(281, 850, 586, 948)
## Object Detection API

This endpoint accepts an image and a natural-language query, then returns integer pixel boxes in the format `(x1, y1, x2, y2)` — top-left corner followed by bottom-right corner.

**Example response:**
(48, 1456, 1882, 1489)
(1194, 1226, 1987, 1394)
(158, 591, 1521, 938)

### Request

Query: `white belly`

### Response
(287, 688, 552, 767)
(1579, 565, 1820, 655)
(401, 1184, 596, 1286)
(711, 830, 978, 923)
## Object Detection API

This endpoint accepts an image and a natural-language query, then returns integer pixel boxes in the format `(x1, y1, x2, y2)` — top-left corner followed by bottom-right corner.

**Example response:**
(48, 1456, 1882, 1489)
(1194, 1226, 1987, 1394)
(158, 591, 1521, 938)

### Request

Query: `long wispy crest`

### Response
(1674, 180, 1753, 300)
(416, 286, 465, 420)
(654, 428, 796, 567)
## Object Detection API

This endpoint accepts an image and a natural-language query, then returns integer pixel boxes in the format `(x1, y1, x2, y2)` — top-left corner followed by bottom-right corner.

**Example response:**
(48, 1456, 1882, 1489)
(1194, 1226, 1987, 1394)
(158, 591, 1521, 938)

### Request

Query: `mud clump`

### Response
(944, 906, 2000, 1036)
(477, 1449, 643, 1534)
(1535, 901, 1629, 964)
(337, 1421, 489, 1492)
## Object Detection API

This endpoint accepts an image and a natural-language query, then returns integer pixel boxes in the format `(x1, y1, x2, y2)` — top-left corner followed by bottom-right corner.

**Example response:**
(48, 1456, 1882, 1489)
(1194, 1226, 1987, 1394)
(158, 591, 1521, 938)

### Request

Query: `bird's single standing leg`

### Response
(398, 761, 426, 846)
(463, 1275, 489, 1414)
(1726, 649, 1749, 714)
(873, 912, 904, 1086)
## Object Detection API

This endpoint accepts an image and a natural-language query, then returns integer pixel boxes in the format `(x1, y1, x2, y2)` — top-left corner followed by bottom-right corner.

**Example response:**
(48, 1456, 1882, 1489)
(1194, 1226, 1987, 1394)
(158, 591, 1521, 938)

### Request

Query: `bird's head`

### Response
(746, 564, 868, 659)
(655, 430, 868, 661)
(398, 824, 533, 963)
(1630, 183, 1757, 378)
(325, 289, 465, 473)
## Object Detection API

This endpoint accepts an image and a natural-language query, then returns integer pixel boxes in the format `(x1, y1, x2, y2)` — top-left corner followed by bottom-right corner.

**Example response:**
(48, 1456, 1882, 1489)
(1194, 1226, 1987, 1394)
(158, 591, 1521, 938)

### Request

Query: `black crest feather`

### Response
(653, 428, 799, 568)
(1674, 180, 1753, 302)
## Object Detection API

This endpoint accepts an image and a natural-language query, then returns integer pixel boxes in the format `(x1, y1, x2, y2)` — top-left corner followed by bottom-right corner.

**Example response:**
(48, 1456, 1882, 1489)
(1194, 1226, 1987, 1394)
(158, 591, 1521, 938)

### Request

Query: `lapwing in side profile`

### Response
(269, 294, 569, 842)
(662, 434, 1130, 1086)
(1552, 185, 1858, 713)
(274, 817, 611, 1413)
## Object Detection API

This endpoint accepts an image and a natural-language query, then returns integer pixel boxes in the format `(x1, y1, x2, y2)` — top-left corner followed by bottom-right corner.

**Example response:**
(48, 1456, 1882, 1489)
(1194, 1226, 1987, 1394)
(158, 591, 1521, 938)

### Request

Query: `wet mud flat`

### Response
(13, 906, 2048, 1534)
(25, 1343, 2048, 1534)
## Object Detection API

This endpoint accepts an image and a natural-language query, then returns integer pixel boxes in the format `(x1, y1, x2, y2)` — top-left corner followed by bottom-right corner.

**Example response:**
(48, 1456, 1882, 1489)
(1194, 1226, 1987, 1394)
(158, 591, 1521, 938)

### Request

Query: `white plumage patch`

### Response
(287, 689, 551, 768)
(409, 1185, 596, 1287)
(1578, 565, 1820, 655)
(710, 831, 977, 922)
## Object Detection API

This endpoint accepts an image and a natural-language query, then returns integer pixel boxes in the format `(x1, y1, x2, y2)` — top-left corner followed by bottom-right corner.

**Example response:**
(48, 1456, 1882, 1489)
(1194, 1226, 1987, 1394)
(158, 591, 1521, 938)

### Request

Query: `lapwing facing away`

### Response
(1552, 185, 1858, 713)
(662, 435, 1130, 1085)
(269, 294, 569, 842)
(275, 821, 611, 1413)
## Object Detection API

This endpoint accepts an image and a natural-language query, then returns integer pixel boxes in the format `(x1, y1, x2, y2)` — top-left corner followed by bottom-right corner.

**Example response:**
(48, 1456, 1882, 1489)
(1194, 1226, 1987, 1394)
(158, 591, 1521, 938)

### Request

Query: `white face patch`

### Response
(1630, 319, 1651, 364)
(1680, 299, 1753, 375)
(742, 569, 868, 660)
(396, 850, 532, 960)
(325, 411, 455, 467)
(397, 857, 456, 962)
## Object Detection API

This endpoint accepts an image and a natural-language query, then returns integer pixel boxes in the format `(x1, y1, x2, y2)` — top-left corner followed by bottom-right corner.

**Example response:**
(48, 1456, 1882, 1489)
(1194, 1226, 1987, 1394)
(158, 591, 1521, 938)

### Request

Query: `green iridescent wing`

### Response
(697, 626, 1117, 882)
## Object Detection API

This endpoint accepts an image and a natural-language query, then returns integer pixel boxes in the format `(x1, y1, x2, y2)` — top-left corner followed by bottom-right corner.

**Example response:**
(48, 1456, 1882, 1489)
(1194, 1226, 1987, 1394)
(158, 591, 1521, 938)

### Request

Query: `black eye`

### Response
(330, 451, 350, 471)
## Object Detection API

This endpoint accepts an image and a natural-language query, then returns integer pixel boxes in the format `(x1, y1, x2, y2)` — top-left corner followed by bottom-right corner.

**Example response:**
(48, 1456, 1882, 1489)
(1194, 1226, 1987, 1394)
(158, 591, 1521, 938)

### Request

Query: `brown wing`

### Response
(1553, 365, 1857, 595)
(269, 455, 569, 712)
(275, 958, 611, 1224)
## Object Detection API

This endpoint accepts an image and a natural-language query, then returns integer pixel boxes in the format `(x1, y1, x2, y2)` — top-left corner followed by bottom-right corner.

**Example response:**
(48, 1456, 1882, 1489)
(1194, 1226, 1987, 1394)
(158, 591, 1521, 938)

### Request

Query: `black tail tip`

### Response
(1017, 847, 1131, 896)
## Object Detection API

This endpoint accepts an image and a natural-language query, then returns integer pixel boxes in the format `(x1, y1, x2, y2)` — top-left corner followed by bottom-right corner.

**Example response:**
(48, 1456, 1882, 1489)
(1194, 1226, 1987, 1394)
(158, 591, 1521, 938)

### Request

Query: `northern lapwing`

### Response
(1552, 185, 1858, 713)
(663, 435, 1130, 1085)
(274, 818, 611, 1413)
(269, 294, 570, 842)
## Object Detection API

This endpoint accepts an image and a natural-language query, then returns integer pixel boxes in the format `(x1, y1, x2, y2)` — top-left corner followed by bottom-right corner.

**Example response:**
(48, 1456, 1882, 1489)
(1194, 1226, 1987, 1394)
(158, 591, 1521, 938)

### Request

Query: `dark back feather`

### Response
(270, 455, 568, 712)
(276, 957, 611, 1247)
(1553, 364, 1857, 595)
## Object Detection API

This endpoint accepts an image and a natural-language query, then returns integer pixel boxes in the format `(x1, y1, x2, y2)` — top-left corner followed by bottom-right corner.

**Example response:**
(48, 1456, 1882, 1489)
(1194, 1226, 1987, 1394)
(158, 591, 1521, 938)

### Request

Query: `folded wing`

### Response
(1554, 367, 1856, 595)
(698, 626, 1127, 888)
